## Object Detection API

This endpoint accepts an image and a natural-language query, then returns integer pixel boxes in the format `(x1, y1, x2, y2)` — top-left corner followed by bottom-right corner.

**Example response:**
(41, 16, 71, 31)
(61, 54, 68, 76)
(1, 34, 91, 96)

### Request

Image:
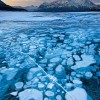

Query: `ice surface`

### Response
(10, 91, 18, 96)
(73, 55, 81, 61)
(0, 11, 61, 21)
(73, 80, 83, 88)
(15, 82, 24, 90)
(85, 72, 93, 79)
(45, 90, 55, 97)
(3, 68, 18, 80)
(65, 87, 88, 100)
(71, 55, 96, 70)
(18, 89, 43, 100)
(56, 95, 62, 100)
(0, 11, 100, 100)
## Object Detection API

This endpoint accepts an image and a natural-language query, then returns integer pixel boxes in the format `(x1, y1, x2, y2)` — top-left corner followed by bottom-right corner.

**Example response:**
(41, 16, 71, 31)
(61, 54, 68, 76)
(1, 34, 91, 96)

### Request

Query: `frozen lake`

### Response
(0, 11, 100, 34)
(0, 11, 100, 43)
(0, 11, 100, 100)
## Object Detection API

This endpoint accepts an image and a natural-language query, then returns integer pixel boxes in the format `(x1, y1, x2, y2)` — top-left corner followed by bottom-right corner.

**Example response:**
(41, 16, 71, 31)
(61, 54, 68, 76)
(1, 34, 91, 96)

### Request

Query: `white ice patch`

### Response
(65, 87, 88, 100)
(0, 30, 2, 33)
(15, 82, 24, 90)
(10, 91, 18, 96)
(18, 89, 43, 100)
(71, 55, 96, 70)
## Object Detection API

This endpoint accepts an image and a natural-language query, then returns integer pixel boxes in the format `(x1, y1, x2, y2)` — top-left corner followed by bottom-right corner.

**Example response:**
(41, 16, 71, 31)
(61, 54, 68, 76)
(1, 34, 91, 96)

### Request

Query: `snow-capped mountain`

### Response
(0, 0, 26, 11)
(68, 0, 95, 7)
(38, 0, 98, 12)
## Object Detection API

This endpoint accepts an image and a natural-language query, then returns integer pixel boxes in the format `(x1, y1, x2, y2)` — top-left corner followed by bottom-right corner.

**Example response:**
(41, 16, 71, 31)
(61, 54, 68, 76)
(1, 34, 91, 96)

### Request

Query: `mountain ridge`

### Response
(0, 0, 100, 12)
(38, 0, 100, 12)
(0, 0, 26, 11)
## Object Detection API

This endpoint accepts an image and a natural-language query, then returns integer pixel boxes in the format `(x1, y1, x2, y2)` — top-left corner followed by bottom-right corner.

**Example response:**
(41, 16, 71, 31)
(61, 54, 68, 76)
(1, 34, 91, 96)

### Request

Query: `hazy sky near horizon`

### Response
(3, 0, 100, 7)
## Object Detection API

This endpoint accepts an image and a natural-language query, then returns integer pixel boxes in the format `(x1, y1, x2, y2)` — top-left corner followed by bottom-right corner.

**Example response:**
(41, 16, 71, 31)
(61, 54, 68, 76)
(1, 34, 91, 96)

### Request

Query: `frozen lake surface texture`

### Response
(0, 11, 100, 100)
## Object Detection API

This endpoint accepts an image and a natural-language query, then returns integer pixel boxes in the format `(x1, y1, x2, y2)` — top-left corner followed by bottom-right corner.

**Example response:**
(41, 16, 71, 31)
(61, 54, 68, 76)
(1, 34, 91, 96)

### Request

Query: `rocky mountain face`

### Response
(38, 0, 99, 12)
(0, 0, 26, 11)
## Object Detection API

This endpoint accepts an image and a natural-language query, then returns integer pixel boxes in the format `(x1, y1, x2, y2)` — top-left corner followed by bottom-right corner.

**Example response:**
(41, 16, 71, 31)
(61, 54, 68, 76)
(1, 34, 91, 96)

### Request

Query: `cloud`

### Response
(3, 0, 55, 6)
(3, 0, 100, 6)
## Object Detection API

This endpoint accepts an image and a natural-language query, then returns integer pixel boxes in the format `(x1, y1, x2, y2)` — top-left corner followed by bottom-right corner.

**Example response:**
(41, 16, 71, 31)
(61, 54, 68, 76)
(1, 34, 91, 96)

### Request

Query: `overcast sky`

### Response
(3, 0, 100, 7)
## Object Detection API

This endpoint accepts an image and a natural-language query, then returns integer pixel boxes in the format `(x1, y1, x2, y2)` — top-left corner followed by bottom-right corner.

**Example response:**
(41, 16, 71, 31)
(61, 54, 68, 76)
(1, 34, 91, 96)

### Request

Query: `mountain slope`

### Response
(0, 0, 26, 11)
(24, 5, 38, 11)
(38, 0, 99, 12)
(69, 0, 95, 7)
